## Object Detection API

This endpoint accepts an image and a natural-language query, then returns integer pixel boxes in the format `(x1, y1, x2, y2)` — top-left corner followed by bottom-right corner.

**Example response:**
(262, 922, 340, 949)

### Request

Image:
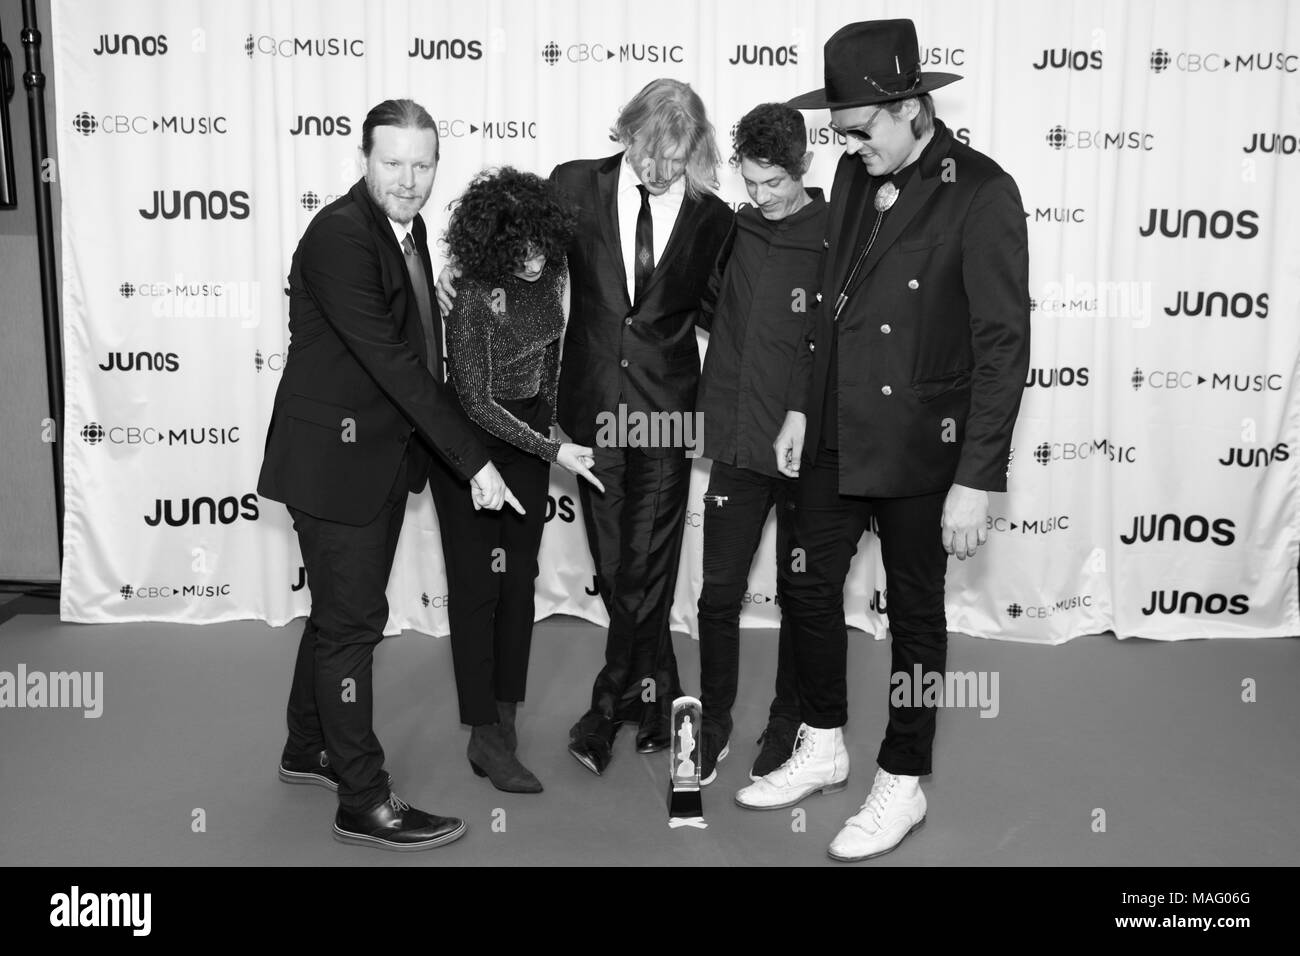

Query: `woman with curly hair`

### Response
(429, 166, 602, 793)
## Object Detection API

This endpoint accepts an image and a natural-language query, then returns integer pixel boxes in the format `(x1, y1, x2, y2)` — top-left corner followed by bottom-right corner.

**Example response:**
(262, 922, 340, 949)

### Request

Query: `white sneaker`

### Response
(734, 723, 849, 810)
(827, 767, 926, 861)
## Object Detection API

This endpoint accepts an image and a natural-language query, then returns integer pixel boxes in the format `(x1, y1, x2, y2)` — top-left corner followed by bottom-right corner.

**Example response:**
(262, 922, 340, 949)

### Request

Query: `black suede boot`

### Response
(467, 723, 542, 793)
(496, 701, 518, 753)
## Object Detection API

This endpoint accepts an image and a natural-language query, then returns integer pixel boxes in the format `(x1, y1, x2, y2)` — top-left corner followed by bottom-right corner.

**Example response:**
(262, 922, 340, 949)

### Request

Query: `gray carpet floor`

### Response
(0, 612, 1296, 866)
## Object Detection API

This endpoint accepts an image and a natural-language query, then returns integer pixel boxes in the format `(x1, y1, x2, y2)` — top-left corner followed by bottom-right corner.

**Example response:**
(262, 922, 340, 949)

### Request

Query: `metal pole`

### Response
(21, 0, 64, 565)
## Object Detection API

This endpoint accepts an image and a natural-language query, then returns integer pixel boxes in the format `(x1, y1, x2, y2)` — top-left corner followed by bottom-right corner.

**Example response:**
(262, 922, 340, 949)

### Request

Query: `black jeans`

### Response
(784, 448, 949, 776)
(576, 445, 689, 721)
(428, 397, 552, 726)
(283, 458, 408, 813)
(697, 460, 800, 742)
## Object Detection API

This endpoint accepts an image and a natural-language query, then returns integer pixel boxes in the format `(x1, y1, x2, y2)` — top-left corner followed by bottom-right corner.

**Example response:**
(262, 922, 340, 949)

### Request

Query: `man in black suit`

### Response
(735, 21, 1030, 862)
(437, 80, 734, 774)
(259, 98, 520, 851)
(548, 80, 735, 774)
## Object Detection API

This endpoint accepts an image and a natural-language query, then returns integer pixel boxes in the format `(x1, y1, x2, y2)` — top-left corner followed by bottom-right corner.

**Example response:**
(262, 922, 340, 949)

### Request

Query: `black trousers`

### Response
(283, 458, 408, 813)
(576, 445, 689, 720)
(697, 460, 800, 742)
(427, 400, 552, 727)
(784, 447, 949, 777)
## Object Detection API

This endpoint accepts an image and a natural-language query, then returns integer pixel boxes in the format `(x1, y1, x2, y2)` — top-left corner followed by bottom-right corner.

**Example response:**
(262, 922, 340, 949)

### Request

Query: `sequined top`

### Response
(444, 255, 567, 462)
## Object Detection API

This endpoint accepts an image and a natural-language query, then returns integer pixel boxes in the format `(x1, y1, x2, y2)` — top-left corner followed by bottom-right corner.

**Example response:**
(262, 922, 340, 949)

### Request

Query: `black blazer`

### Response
(790, 120, 1030, 496)
(550, 153, 734, 455)
(258, 178, 488, 526)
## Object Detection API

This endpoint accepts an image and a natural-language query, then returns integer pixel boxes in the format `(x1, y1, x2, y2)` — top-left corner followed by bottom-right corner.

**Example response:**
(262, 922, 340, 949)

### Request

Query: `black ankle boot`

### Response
(496, 701, 518, 753)
(468, 723, 542, 793)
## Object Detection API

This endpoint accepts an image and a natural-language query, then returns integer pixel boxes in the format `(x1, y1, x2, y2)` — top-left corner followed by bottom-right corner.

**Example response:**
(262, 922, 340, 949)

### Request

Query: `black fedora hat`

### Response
(788, 19, 961, 110)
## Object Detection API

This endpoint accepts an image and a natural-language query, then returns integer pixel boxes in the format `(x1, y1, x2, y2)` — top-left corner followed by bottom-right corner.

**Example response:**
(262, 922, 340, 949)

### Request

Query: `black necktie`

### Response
(634, 184, 654, 302)
(401, 232, 442, 382)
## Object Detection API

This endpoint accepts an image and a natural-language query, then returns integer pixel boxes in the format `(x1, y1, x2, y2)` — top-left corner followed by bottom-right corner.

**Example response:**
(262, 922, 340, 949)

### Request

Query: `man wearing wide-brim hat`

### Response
(734, 19, 1030, 862)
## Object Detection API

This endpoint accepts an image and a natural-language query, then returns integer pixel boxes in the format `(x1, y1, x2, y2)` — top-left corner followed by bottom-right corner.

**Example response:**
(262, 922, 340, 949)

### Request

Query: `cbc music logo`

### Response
(298, 190, 343, 212)
(419, 592, 450, 608)
(139, 189, 250, 221)
(1219, 442, 1289, 468)
(1032, 48, 1103, 70)
(919, 46, 965, 67)
(1164, 290, 1268, 318)
(741, 591, 776, 605)
(1129, 368, 1283, 392)
(1120, 514, 1236, 547)
(1243, 132, 1300, 155)
(79, 421, 241, 447)
(119, 279, 227, 300)
(72, 112, 228, 136)
(1028, 206, 1086, 224)
(254, 350, 285, 373)
(1139, 208, 1259, 239)
(727, 43, 799, 66)
(1005, 595, 1092, 619)
(144, 494, 259, 527)
(1149, 48, 1298, 73)
(119, 582, 232, 601)
(540, 41, 684, 65)
(869, 589, 888, 613)
(685, 510, 702, 528)
(433, 119, 538, 140)
(1033, 439, 1136, 465)
(244, 35, 364, 57)
(289, 115, 352, 136)
(99, 350, 180, 373)
(1024, 367, 1089, 388)
(92, 33, 167, 56)
(544, 495, 578, 523)
(987, 515, 1070, 534)
(1141, 590, 1249, 616)
(408, 37, 483, 60)
(1045, 125, 1154, 150)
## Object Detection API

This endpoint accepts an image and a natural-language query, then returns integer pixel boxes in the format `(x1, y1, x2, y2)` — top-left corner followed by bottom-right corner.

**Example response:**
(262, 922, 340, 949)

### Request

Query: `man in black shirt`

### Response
(693, 103, 828, 786)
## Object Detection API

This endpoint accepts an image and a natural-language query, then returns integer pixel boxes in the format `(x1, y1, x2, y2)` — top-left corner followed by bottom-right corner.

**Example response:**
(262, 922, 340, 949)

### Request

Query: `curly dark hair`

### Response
(444, 166, 577, 282)
(731, 102, 807, 177)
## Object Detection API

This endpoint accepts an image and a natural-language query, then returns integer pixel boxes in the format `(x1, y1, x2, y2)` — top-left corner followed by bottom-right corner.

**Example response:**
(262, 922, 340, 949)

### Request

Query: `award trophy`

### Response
(668, 695, 706, 828)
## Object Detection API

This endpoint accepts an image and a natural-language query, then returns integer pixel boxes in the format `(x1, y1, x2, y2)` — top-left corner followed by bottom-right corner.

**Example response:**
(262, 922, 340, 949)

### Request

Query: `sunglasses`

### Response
(829, 106, 889, 144)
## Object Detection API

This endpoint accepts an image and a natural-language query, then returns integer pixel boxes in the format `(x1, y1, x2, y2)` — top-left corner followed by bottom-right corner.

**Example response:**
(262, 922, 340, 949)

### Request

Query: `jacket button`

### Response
(880, 324, 892, 334)
(809, 342, 816, 352)
(908, 279, 919, 290)
(624, 316, 633, 325)
(620, 359, 629, 368)
(822, 239, 829, 249)
(881, 385, 892, 396)
(815, 292, 823, 303)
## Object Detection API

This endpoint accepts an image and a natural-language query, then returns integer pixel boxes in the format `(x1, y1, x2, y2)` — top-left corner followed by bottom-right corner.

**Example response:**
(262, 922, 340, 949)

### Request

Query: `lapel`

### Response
(832, 121, 956, 307)
(593, 154, 630, 309)
(826, 155, 867, 302)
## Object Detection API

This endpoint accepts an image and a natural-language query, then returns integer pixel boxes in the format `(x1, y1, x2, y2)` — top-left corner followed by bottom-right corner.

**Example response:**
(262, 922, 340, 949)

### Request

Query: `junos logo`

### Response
(1141, 590, 1249, 615)
(289, 115, 351, 136)
(1164, 291, 1268, 318)
(92, 33, 167, 56)
(144, 494, 259, 526)
(1139, 208, 1259, 239)
(1218, 443, 1288, 468)
(1025, 367, 1089, 388)
(1119, 514, 1236, 546)
(408, 38, 483, 59)
(727, 43, 798, 65)
(99, 351, 180, 372)
(1032, 48, 1103, 70)
(1243, 132, 1300, 154)
(139, 189, 250, 220)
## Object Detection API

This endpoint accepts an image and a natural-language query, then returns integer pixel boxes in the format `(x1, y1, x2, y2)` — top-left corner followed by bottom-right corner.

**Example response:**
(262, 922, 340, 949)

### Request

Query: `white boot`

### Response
(827, 767, 926, 861)
(734, 723, 849, 810)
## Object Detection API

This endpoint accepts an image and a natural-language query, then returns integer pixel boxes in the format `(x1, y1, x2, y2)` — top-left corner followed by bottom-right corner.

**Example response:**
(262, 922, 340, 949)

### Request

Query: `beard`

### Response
(366, 178, 427, 225)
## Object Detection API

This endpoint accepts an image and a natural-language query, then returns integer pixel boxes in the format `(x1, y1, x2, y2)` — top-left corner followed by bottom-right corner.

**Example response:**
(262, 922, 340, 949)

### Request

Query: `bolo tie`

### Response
(832, 179, 900, 322)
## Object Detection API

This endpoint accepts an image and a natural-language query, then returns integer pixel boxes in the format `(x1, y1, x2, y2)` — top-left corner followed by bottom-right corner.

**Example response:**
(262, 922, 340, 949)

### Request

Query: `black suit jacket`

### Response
(550, 153, 734, 455)
(790, 119, 1030, 496)
(258, 178, 488, 526)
